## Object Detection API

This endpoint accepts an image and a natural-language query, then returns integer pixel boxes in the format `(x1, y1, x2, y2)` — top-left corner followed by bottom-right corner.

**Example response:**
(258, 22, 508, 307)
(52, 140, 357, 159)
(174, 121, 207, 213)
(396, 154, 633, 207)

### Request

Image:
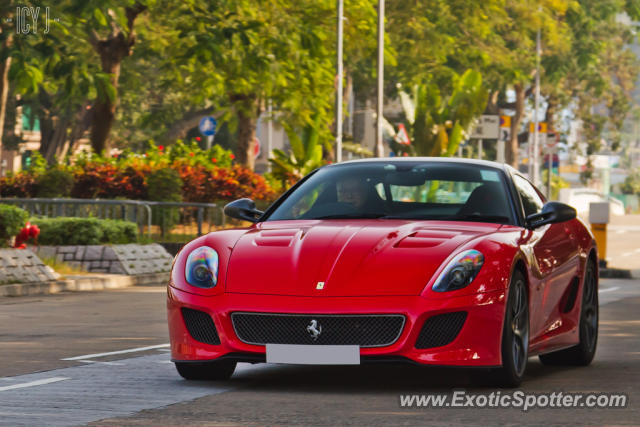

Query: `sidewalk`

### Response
(603, 214, 640, 276)
(0, 272, 169, 297)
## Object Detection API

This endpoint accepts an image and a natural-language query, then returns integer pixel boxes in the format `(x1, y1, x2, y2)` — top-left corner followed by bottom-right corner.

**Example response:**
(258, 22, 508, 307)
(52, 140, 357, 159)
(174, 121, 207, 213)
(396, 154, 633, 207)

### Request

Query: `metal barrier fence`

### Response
(0, 198, 225, 237)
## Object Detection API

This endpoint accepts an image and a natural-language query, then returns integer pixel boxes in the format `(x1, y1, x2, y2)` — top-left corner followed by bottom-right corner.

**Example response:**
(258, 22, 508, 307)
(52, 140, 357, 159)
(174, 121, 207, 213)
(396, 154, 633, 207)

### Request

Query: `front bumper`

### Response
(168, 286, 506, 367)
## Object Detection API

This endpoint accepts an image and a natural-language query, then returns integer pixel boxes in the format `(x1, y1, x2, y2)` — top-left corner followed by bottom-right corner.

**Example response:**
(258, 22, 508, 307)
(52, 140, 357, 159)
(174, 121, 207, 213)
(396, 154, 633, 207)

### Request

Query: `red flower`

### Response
(189, 152, 195, 157)
(230, 154, 235, 160)
(158, 145, 164, 151)
(195, 137, 201, 142)
(211, 158, 217, 163)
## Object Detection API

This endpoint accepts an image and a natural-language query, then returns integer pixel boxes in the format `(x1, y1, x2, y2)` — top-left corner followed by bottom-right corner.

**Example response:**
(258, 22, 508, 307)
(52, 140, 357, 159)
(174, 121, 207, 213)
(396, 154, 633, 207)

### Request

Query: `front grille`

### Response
(231, 313, 405, 348)
(181, 308, 221, 345)
(415, 311, 467, 349)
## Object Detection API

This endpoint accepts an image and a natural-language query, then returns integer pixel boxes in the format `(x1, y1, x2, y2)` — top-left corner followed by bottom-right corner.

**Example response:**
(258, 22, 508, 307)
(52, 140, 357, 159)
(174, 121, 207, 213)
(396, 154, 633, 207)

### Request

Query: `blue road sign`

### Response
(199, 116, 217, 136)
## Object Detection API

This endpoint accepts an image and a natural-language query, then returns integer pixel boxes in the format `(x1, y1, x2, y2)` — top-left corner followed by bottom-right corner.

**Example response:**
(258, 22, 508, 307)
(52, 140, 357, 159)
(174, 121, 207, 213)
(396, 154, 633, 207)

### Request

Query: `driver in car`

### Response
(337, 177, 369, 210)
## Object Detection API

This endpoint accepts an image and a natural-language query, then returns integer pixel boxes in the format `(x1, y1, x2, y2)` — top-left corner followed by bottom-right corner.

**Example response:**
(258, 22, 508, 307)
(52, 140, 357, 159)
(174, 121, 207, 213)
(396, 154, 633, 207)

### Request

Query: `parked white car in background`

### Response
(559, 188, 625, 216)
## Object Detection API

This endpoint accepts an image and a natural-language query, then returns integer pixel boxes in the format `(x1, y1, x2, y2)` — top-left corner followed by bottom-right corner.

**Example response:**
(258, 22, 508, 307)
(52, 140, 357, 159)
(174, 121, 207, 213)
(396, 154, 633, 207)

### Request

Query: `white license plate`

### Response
(266, 344, 360, 365)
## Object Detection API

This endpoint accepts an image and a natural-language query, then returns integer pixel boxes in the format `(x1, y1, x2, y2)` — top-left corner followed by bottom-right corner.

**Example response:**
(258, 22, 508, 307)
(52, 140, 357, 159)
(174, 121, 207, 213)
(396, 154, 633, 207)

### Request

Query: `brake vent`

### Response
(415, 312, 467, 349)
(181, 308, 221, 345)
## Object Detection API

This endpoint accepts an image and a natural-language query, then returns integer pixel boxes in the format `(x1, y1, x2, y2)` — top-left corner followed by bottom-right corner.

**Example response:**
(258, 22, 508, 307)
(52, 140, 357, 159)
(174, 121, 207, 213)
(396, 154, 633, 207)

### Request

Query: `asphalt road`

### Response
(1, 279, 639, 426)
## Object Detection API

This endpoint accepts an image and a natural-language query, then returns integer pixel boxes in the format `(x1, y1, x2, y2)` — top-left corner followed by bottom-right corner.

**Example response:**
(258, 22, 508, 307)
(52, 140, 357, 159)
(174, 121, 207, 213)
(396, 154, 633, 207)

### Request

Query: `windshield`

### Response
(265, 161, 515, 224)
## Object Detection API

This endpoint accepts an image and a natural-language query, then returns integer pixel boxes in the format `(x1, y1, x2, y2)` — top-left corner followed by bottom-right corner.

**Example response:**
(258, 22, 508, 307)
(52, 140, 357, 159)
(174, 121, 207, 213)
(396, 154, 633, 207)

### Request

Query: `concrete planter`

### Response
(0, 249, 59, 284)
(33, 243, 173, 275)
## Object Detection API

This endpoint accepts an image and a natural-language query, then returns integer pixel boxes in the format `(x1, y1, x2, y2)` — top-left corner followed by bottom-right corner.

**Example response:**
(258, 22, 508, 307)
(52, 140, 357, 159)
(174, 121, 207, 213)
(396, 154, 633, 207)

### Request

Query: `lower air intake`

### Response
(415, 311, 467, 349)
(231, 313, 405, 348)
(181, 308, 221, 345)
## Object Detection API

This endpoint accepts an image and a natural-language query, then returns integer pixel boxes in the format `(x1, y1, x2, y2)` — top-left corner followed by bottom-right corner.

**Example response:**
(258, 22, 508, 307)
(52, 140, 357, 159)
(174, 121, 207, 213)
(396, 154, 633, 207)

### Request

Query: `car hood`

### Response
(225, 220, 500, 297)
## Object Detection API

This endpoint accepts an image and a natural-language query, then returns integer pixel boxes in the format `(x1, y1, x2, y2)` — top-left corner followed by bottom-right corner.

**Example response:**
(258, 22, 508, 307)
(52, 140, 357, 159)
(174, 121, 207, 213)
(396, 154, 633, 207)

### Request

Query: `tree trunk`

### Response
(0, 32, 13, 154)
(507, 83, 526, 168)
(88, 4, 146, 154)
(545, 97, 556, 129)
(486, 90, 500, 115)
(234, 95, 260, 170)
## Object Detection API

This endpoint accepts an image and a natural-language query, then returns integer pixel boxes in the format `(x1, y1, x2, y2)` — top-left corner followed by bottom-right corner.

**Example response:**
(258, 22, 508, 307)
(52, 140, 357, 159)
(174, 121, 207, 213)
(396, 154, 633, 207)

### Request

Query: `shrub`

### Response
(148, 168, 183, 235)
(71, 164, 148, 199)
(33, 217, 138, 245)
(621, 170, 640, 195)
(0, 173, 38, 198)
(0, 204, 29, 247)
(148, 168, 183, 202)
(180, 164, 276, 203)
(36, 168, 74, 198)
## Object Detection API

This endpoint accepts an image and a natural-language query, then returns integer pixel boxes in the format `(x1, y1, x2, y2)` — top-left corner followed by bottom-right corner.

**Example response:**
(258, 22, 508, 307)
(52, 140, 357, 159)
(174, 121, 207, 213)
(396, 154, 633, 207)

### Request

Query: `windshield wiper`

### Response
(311, 213, 387, 220)
(447, 214, 510, 224)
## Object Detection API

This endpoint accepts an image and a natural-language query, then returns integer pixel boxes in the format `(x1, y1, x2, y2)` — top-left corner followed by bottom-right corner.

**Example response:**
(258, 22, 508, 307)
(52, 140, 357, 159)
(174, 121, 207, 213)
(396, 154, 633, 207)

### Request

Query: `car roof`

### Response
(330, 157, 512, 172)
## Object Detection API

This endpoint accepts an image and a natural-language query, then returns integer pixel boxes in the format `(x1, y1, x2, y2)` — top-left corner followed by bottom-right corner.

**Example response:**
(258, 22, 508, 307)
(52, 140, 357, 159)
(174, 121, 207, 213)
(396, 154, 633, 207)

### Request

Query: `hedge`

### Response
(0, 204, 29, 247)
(33, 217, 138, 245)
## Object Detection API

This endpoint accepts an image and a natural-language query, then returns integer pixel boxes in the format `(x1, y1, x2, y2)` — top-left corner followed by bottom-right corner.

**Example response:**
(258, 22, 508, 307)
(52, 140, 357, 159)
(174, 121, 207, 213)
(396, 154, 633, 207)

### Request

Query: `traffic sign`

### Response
(199, 116, 217, 136)
(395, 123, 411, 145)
(471, 115, 500, 139)
(500, 115, 511, 128)
(529, 122, 547, 134)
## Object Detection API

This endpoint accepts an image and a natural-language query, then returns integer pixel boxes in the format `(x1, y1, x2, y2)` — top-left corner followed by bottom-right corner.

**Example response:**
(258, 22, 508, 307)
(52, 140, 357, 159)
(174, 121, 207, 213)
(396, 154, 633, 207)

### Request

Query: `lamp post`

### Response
(335, 0, 344, 163)
(532, 18, 542, 186)
(374, 0, 385, 157)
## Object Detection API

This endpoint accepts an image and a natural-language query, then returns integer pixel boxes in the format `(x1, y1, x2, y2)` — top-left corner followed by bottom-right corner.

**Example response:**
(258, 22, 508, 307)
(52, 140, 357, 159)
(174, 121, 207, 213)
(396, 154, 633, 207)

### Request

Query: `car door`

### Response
(512, 175, 580, 341)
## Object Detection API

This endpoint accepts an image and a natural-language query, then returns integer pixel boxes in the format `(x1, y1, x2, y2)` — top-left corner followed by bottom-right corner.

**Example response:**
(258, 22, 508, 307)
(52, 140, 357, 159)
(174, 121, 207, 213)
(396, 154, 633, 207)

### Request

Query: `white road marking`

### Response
(76, 360, 125, 366)
(0, 377, 69, 392)
(599, 286, 620, 294)
(61, 344, 170, 361)
(0, 354, 269, 426)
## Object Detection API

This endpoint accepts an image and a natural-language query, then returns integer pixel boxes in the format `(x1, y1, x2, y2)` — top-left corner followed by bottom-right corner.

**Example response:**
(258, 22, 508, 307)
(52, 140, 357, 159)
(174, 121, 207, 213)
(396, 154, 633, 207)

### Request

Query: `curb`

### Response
(600, 268, 640, 280)
(0, 272, 169, 297)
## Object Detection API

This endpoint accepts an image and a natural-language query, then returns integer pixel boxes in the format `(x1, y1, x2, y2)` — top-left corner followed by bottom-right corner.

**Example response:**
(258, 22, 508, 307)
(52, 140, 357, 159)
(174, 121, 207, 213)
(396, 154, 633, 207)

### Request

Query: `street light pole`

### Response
(335, 0, 344, 163)
(532, 22, 541, 186)
(267, 99, 273, 172)
(375, 0, 385, 157)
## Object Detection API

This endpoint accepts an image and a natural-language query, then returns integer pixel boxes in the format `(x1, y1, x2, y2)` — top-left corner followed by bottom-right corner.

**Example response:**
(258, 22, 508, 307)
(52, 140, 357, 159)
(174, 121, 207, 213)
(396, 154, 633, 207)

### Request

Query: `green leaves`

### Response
(269, 114, 325, 184)
(398, 69, 487, 158)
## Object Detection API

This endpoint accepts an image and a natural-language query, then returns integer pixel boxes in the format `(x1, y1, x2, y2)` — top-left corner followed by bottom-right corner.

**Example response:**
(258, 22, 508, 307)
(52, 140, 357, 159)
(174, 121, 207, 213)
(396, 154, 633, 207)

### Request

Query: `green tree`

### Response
(269, 114, 324, 186)
(169, 0, 338, 170)
(395, 70, 488, 157)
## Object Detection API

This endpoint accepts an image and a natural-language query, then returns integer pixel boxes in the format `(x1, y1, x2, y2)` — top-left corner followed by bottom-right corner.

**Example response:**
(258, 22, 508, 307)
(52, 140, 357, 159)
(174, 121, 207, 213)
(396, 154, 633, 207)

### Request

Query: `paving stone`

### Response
(84, 245, 104, 261)
(102, 247, 118, 261)
(109, 263, 126, 274)
(75, 246, 86, 260)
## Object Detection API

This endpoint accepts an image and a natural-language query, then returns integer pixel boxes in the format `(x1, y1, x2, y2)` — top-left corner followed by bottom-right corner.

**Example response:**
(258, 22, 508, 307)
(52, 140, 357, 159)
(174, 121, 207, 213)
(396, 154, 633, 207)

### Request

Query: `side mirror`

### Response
(526, 202, 576, 229)
(223, 198, 264, 223)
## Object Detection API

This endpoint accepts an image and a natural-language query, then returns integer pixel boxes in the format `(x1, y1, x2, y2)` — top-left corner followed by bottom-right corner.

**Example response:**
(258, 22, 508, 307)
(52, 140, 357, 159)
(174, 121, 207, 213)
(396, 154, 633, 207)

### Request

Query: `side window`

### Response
(513, 175, 544, 217)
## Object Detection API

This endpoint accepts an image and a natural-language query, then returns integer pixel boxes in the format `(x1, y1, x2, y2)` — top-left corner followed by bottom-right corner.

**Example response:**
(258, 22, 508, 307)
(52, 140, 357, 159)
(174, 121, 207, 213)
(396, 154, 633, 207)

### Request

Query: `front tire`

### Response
(494, 270, 529, 387)
(539, 259, 598, 366)
(175, 360, 237, 380)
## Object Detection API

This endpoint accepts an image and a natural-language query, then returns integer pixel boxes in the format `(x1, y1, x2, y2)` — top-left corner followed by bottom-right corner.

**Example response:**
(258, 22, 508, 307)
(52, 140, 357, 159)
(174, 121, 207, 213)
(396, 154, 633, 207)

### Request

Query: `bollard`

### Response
(589, 202, 610, 269)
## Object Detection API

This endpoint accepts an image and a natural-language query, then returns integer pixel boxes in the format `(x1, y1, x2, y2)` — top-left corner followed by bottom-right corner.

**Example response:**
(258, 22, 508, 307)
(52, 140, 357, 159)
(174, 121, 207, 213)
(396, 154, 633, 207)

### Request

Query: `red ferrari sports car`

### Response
(168, 158, 598, 386)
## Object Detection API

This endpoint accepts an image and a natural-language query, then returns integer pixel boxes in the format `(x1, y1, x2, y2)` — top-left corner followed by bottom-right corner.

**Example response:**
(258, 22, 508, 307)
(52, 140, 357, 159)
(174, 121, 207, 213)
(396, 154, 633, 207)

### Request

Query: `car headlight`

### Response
(432, 250, 484, 292)
(185, 246, 219, 288)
